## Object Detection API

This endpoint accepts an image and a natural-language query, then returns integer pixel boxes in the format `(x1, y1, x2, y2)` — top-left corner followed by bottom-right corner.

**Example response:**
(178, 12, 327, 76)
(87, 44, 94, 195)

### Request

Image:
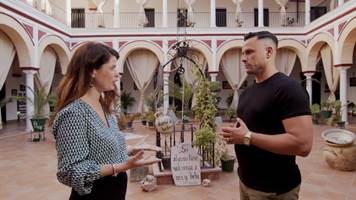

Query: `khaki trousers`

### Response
(239, 181, 300, 200)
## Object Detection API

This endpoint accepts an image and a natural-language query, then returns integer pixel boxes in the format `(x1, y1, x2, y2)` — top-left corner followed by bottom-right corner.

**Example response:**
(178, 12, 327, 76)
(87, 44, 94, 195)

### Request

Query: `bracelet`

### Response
(111, 164, 115, 175)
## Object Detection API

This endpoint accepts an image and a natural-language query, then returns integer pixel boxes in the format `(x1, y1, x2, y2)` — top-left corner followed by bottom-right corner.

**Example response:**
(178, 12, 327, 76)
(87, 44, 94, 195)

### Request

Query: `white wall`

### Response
(5, 61, 26, 121)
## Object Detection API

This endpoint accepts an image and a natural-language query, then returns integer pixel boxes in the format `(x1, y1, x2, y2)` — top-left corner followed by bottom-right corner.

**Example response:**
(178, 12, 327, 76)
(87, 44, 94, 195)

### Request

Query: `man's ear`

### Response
(266, 46, 273, 59)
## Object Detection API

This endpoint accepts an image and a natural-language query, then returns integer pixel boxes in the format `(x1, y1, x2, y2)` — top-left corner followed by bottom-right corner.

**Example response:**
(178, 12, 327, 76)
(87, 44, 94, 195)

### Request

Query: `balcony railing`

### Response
(71, 11, 306, 29)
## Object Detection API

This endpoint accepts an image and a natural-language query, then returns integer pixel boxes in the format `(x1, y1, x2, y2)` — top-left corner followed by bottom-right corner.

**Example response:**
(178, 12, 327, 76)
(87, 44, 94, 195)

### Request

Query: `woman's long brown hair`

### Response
(49, 42, 119, 126)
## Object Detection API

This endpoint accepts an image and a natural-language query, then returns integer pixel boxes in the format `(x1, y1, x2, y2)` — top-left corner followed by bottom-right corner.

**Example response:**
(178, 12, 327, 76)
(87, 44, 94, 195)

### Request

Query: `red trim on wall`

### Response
(21, 66, 39, 71)
(338, 21, 347, 34)
(104, 41, 113, 47)
(38, 29, 46, 41)
(202, 40, 211, 47)
(0, 3, 355, 39)
(119, 41, 127, 48)
(302, 70, 316, 74)
(334, 63, 352, 67)
(327, 28, 334, 36)
(168, 40, 177, 48)
(71, 42, 78, 48)
(217, 40, 225, 48)
(152, 40, 162, 47)
(22, 23, 33, 39)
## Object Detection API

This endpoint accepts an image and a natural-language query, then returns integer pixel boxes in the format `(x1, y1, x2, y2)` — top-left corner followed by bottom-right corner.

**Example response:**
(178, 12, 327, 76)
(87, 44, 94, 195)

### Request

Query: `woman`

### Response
(50, 42, 159, 200)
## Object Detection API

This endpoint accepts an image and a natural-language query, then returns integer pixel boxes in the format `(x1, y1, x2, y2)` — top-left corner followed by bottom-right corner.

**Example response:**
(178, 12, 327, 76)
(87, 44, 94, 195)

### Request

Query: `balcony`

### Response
(72, 11, 306, 29)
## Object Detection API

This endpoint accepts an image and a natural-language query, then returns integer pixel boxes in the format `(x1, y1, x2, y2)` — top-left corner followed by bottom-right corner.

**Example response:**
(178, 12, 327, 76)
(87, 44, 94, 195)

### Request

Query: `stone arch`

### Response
(307, 32, 336, 71)
(188, 40, 213, 71)
(118, 40, 164, 73)
(216, 39, 244, 70)
(0, 13, 33, 67)
(338, 17, 356, 65)
(278, 39, 307, 71)
(38, 35, 70, 74)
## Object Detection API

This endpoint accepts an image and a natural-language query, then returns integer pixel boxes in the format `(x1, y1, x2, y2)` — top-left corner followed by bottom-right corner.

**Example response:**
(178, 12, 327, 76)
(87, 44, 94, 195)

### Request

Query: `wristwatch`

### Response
(243, 131, 252, 146)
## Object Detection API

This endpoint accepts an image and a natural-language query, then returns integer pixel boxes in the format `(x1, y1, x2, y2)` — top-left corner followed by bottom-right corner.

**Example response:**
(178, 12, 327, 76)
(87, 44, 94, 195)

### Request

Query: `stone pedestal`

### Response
(152, 163, 221, 185)
(322, 143, 356, 171)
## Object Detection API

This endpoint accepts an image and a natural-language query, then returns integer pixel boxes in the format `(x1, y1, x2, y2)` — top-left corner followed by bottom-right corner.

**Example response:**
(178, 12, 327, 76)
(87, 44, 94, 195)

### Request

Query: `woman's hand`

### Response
(126, 150, 161, 169)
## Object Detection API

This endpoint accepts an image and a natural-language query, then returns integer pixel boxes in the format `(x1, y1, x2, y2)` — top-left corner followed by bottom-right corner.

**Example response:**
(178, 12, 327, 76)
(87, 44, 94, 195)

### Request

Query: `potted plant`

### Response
(332, 100, 345, 128)
(28, 83, 53, 141)
(320, 101, 333, 119)
(126, 113, 140, 129)
(141, 113, 147, 125)
(120, 91, 135, 113)
(146, 111, 155, 128)
(310, 103, 320, 124)
(215, 136, 236, 172)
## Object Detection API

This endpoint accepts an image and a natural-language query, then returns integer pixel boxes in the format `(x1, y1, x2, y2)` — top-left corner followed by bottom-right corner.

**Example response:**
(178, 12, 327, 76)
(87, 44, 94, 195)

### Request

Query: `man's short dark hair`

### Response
(244, 31, 278, 47)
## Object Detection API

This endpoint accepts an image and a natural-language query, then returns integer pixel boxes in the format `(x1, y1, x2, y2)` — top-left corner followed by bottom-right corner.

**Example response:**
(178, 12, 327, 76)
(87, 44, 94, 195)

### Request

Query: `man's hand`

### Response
(219, 118, 250, 144)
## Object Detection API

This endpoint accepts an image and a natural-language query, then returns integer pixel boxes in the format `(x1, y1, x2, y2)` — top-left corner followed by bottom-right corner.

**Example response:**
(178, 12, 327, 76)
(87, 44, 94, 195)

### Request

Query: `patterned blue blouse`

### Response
(52, 99, 128, 195)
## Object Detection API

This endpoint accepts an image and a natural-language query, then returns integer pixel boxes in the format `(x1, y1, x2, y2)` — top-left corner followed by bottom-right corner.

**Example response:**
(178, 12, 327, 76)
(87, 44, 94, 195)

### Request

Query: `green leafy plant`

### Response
(120, 91, 135, 112)
(193, 73, 218, 151)
(310, 103, 320, 124)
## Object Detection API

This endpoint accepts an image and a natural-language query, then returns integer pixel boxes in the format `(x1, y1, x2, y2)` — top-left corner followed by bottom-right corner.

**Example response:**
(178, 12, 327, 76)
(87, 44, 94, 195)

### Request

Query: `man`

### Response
(220, 31, 313, 200)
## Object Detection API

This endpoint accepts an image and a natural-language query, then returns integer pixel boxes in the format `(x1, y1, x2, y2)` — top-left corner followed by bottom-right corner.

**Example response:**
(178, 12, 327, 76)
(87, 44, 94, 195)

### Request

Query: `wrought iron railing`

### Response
(68, 11, 307, 28)
(156, 121, 216, 171)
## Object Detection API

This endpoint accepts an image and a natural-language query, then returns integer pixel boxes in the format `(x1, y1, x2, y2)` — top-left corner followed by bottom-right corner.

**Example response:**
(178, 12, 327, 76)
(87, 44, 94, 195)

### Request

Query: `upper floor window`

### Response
(310, 7, 327, 22)
(216, 8, 227, 27)
(71, 8, 85, 28)
(144, 8, 155, 27)
(254, 8, 269, 27)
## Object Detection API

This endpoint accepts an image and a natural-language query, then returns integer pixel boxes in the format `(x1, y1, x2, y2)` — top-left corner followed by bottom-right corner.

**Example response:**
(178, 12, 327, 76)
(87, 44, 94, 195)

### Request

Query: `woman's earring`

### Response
(90, 77, 95, 87)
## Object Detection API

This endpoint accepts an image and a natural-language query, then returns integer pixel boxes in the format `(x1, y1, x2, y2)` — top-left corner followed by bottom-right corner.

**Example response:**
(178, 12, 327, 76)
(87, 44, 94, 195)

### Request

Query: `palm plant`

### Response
(120, 91, 135, 112)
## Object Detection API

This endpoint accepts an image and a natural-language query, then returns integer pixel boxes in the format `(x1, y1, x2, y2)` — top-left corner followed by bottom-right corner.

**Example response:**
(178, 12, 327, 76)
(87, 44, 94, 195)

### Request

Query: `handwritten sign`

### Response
(171, 143, 201, 186)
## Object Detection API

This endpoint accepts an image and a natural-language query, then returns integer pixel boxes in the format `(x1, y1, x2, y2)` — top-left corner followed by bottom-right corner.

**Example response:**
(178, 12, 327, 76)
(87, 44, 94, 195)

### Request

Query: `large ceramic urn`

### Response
(321, 129, 356, 171)
(154, 110, 174, 134)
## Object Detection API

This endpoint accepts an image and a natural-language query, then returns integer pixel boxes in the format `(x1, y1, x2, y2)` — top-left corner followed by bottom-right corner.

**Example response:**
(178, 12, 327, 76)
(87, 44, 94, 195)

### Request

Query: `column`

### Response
(113, 0, 120, 28)
(211, 39, 217, 72)
(162, 40, 169, 113)
(26, 0, 33, 6)
(23, 69, 37, 133)
(339, 66, 350, 123)
(210, 0, 216, 28)
(258, 0, 264, 27)
(162, 0, 168, 27)
(338, 0, 344, 6)
(66, 0, 71, 27)
(163, 73, 170, 114)
(305, 0, 310, 25)
(304, 72, 314, 105)
(209, 72, 218, 82)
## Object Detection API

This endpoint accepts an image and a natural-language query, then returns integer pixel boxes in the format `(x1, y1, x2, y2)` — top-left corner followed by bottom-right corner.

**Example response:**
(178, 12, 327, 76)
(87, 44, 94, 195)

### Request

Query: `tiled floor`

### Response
(0, 120, 355, 200)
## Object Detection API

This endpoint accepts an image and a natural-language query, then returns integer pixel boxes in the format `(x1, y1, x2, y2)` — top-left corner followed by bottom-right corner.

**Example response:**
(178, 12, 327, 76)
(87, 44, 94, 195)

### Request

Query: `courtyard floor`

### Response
(0, 119, 355, 200)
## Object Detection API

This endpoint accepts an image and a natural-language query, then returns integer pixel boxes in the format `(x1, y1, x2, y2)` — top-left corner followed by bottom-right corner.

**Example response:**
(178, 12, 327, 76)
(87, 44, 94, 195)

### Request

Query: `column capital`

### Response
(22, 66, 39, 74)
(334, 63, 352, 69)
(302, 70, 315, 76)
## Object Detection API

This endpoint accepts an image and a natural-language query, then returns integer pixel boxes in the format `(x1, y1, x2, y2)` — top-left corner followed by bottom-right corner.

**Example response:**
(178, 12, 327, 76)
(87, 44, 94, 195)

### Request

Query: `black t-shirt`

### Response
(235, 72, 310, 194)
